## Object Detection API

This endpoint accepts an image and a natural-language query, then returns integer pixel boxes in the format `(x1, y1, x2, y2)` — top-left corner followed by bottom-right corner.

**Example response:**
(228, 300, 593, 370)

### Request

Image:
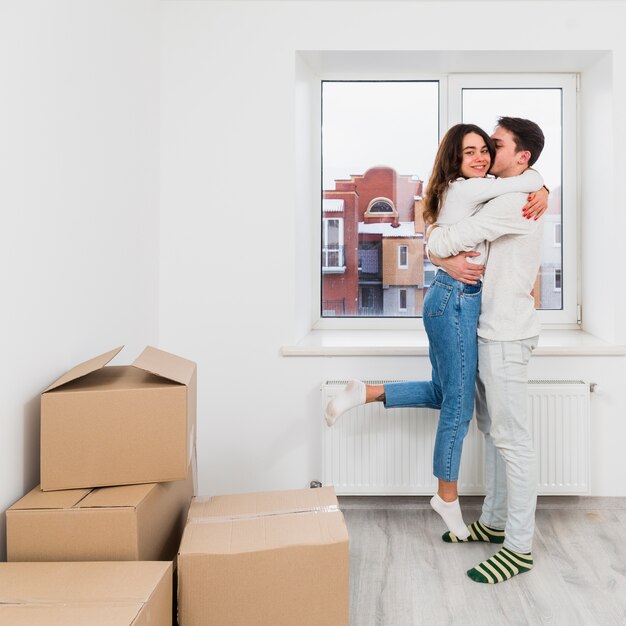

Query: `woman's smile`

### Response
(460, 131, 491, 178)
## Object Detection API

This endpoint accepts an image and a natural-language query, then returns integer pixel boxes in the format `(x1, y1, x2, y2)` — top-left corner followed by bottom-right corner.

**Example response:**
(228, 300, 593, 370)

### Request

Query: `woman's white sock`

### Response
(324, 380, 366, 427)
(430, 494, 470, 540)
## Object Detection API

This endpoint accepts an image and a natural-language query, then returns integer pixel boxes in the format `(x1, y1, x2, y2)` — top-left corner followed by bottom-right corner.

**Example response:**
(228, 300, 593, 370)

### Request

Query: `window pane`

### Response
(399, 245, 408, 268)
(327, 219, 339, 245)
(399, 289, 407, 311)
(461, 89, 563, 310)
(321, 81, 439, 317)
(322, 218, 344, 271)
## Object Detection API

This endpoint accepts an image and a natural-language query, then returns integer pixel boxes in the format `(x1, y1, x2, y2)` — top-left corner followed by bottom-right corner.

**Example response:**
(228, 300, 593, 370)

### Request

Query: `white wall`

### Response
(580, 52, 618, 341)
(0, 1, 160, 560)
(2, 3, 626, 565)
(160, 1, 626, 498)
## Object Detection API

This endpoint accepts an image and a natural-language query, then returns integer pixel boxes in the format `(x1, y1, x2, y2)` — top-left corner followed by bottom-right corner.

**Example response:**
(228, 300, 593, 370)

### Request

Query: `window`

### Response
(322, 218, 344, 272)
(423, 268, 436, 287)
(398, 245, 408, 269)
(359, 286, 382, 316)
(399, 289, 408, 312)
(367, 197, 396, 215)
(321, 80, 438, 319)
(319, 74, 577, 327)
(554, 268, 562, 291)
(449, 73, 576, 324)
(554, 222, 562, 247)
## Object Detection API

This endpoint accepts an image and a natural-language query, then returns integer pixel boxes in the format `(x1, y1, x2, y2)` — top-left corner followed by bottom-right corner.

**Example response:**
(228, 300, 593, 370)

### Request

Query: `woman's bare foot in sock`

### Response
(324, 380, 366, 427)
(430, 494, 470, 540)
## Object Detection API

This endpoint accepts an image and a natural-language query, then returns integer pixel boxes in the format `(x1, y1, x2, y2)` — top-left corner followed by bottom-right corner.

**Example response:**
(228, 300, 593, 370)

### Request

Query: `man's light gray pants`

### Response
(475, 335, 539, 553)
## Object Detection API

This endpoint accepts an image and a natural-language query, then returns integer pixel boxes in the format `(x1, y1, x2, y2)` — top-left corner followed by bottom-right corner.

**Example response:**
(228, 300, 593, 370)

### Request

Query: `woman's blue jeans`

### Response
(383, 270, 482, 482)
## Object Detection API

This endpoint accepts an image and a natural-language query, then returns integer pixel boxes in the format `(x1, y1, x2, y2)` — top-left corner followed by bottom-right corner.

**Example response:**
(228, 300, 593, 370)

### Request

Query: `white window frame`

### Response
(398, 245, 408, 269)
(315, 73, 578, 330)
(448, 73, 578, 327)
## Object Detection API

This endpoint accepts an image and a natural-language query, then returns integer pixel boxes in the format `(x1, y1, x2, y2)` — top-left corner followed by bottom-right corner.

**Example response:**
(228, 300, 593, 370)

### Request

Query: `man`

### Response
(426, 117, 546, 584)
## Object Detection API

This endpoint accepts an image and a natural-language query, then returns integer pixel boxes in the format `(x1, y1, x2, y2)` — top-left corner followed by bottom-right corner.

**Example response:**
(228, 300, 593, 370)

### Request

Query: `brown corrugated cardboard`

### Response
(177, 486, 349, 626)
(0, 561, 172, 625)
(7, 469, 194, 562)
(40, 345, 196, 491)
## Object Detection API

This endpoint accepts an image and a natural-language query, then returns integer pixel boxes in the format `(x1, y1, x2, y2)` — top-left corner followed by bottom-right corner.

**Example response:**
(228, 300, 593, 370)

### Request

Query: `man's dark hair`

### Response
(497, 116, 545, 166)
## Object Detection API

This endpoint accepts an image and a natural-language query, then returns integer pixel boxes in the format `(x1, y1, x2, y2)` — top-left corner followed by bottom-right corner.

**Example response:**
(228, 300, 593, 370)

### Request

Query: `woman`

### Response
(324, 124, 546, 539)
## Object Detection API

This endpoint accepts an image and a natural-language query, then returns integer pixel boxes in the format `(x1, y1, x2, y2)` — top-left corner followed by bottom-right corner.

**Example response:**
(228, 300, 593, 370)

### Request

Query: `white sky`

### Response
(462, 88, 561, 189)
(322, 82, 561, 193)
(322, 82, 439, 189)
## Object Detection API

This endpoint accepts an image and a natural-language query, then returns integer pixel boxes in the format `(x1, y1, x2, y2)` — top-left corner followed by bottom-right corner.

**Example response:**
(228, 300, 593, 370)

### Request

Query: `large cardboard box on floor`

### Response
(40, 345, 196, 491)
(177, 486, 349, 626)
(0, 561, 172, 625)
(6, 468, 194, 562)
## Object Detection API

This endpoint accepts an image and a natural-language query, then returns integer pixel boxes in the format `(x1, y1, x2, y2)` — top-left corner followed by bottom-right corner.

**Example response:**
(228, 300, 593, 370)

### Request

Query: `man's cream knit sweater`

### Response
(427, 190, 544, 341)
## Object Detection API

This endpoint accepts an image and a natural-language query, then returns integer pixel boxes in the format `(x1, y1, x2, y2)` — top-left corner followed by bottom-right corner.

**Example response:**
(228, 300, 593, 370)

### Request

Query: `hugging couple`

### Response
(326, 117, 547, 585)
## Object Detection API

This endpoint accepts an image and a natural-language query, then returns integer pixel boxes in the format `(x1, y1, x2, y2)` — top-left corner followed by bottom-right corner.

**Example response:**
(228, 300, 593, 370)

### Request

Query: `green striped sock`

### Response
(442, 520, 505, 544)
(467, 548, 533, 584)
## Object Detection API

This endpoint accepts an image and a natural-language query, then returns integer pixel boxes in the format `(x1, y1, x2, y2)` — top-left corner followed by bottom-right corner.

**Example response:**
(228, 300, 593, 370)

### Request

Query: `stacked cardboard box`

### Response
(4, 346, 351, 625)
(7, 346, 196, 565)
(7, 477, 193, 562)
(4, 346, 198, 624)
(40, 345, 196, 491)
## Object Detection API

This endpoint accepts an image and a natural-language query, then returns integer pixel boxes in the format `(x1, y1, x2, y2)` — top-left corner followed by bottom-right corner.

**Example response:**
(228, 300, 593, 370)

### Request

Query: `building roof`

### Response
(322, 199, 344, 212)
(358, 221, 422, 238)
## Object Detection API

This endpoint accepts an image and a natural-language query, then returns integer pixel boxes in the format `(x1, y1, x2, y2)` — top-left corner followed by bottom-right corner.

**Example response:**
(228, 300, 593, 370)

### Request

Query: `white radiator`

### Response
(321, 380, 590, 496)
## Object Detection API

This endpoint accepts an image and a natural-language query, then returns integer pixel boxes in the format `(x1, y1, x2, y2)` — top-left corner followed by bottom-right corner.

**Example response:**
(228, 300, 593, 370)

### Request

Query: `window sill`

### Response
(281, 329, 626, 357)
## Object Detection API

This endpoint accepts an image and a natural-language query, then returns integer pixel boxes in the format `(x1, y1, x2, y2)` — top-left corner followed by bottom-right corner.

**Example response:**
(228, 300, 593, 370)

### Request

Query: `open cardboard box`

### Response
(40, 345, 196, 491)
(177, 486, 349, 626)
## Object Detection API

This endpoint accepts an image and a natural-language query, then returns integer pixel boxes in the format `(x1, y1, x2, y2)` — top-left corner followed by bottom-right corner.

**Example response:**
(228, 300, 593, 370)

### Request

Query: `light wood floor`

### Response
(339, 496, 626, 626)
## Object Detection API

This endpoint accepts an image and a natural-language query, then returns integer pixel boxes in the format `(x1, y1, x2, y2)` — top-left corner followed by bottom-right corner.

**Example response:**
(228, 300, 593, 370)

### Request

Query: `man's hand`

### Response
(523, 186, 549, 220)
(429, 252, 484, 285)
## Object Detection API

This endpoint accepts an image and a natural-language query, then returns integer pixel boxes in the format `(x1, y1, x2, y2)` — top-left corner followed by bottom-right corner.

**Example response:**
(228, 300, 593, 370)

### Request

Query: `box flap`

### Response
(78, 483, 155, 508)
(8, 485, 92, 511)
(0, 561, 171, 603)
(189, 486, 338, 520)
(132, 346, 196, 385)
(43, 346, 124, 393)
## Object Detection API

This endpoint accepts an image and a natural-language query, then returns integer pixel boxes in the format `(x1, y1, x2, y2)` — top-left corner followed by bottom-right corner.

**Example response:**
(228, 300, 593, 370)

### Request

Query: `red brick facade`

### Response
(322, 167, 424, 317)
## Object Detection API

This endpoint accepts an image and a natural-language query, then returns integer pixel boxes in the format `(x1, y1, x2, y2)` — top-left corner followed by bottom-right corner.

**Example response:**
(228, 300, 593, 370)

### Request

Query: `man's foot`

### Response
(430, 494, 470, 540)
(467, 547, 533, 584)
(324, 380, 366, 427)
(442, 520, 505, 543)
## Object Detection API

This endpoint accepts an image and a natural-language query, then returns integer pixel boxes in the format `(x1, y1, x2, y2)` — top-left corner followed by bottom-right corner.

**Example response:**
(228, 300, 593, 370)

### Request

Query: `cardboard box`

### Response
(0, 561, 172, 626)
(40, 345, 196, 491)
(7, 469, 194, 562)
(177, 486, 349, 626)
